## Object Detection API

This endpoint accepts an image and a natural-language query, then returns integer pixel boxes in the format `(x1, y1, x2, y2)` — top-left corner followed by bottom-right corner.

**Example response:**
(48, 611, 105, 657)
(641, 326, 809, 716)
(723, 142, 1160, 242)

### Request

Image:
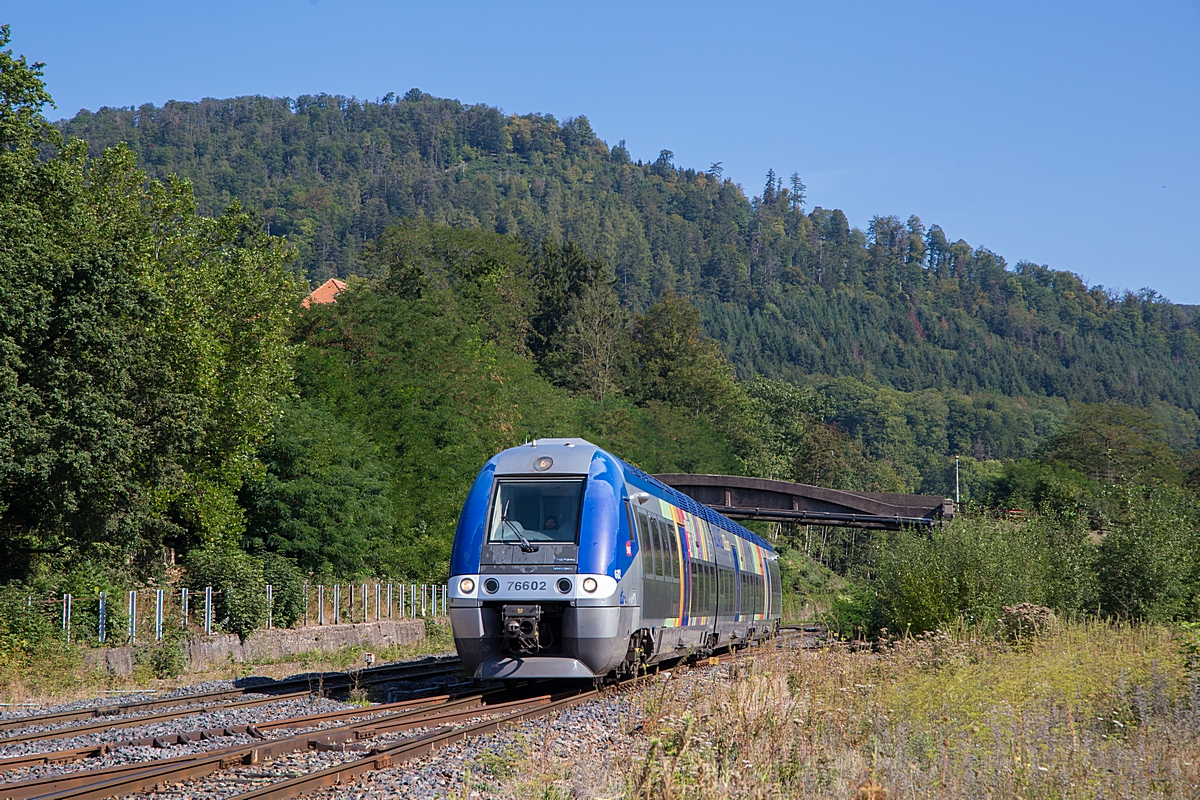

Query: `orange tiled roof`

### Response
(302, 278, 347, 308)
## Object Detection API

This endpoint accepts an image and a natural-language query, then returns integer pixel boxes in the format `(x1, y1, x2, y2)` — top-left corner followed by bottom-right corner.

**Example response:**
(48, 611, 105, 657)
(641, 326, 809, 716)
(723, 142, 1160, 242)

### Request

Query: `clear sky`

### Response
(7, 1, 1199, 302)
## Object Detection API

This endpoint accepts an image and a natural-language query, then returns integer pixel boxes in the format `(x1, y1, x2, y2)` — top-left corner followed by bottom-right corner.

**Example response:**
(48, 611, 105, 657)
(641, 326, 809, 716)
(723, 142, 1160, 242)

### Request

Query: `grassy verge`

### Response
(501, 621, 1200, 799)
(0, 618, 455, 705)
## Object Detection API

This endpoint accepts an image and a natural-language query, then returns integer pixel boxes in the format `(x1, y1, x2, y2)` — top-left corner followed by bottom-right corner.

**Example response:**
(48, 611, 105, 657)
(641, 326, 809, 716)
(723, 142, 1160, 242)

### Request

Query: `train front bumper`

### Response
(449, 575, 635, 678)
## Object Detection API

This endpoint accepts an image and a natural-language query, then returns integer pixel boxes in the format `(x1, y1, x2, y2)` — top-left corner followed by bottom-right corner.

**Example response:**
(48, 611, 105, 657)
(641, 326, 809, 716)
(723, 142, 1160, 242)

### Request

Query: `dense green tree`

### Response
(0, 29, 299, 579)
(57, 88, 1200, 456)
(561, 281, 630, 402)
(241, 401, 394, 578)
(1045, 402, 1182, 485)
(629, 292, 741, 418)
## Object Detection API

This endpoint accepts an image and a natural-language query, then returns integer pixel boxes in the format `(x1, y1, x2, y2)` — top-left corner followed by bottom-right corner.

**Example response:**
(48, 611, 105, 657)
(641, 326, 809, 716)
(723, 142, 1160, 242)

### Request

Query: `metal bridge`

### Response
(654, 474, 955, 530)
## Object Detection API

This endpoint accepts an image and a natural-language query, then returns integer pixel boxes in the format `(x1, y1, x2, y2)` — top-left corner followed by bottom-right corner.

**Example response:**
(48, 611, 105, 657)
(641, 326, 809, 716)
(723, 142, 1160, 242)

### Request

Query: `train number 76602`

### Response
(506, 580, 548, 591)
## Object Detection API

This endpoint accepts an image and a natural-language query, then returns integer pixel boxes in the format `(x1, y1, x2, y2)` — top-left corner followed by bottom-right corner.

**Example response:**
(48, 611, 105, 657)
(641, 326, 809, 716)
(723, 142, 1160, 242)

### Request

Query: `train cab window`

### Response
(488, 480, 583, 544)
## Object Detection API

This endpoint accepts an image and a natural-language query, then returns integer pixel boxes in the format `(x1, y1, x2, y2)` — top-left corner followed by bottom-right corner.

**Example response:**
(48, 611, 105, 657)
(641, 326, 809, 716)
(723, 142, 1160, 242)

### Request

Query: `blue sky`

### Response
(7, 1, 1200, 302)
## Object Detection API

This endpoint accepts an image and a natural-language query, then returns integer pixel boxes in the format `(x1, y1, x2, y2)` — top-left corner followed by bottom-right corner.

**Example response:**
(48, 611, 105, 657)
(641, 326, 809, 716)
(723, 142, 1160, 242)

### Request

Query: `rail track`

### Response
(0, 656, 463, 746)
(0, 633, 805, 800)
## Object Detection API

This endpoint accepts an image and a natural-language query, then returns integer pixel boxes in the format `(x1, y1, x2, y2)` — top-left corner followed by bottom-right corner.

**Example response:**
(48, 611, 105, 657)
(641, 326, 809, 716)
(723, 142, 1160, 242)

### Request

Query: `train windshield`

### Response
(488, 480, 584, 544)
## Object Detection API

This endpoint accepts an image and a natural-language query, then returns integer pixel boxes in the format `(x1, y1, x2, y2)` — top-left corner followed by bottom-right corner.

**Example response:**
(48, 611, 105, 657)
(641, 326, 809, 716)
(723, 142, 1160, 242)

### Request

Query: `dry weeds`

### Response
(508, 622, 1200, 799)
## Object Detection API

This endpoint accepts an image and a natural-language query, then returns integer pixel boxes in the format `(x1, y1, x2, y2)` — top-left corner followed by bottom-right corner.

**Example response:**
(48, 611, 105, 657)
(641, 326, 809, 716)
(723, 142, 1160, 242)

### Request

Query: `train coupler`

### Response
(502, 604, 542, 654)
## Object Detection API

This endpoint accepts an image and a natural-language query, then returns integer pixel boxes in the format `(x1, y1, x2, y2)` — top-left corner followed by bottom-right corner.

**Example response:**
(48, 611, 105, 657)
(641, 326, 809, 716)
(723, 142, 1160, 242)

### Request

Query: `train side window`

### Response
(657, 520, 676, 575)
(700, 563, 710, 614)
(661, 519, 673, 579)
(668, 525, 679, 579)
(636, 512, 652, 574)
(652, 518, 666, 577)
(704, 563, 712, 611)
(645, 518, 656, 578)
(691, 561, 700, 618)
(645, 516, 658, 578)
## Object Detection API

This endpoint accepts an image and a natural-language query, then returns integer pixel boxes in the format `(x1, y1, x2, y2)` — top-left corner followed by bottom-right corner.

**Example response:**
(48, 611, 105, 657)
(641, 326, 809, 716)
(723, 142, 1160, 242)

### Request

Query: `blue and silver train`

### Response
(448, 439, 782, 680)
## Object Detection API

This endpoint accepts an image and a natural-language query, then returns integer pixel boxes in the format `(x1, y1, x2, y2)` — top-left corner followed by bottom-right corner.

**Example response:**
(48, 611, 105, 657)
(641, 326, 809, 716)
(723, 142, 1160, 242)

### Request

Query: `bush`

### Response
(185, 546, 267, 640)
(0, 583, 62, 658)
(828, 585, 882, 640)
(1096, 486, 1200, 622)
(262, 553, 306, 627)
(874, 514, 1095, 634)
(139, 631, 187, 679)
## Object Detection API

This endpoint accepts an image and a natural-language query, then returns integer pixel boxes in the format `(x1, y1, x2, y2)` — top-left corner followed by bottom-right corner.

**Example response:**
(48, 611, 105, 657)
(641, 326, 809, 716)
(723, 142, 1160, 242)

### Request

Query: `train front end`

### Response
(448, 439, 639, 680)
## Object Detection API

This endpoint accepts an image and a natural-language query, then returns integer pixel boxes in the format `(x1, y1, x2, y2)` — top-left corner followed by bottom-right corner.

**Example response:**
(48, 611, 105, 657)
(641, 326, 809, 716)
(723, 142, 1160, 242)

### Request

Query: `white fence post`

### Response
(127, 590, 137, 643)
(155, 589, 163, 641)
(318, 585, 325, 625)
(387, 584, 393, 619)
(181, 588, 189, 628)
(98, 593, 107, 643)
(204, 586, 213, 635)
(266, 584, 274, 629)
(334, 585, 340, 624)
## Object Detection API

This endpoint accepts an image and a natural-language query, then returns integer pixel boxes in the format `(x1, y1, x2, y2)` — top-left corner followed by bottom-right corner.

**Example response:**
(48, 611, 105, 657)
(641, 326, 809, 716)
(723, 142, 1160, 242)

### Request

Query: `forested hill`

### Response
(58, 92, 1200, 412)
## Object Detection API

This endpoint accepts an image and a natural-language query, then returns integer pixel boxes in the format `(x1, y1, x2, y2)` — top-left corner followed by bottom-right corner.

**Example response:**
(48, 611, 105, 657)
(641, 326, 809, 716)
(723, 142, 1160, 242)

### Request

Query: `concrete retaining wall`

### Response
(84, 619, 426, 676)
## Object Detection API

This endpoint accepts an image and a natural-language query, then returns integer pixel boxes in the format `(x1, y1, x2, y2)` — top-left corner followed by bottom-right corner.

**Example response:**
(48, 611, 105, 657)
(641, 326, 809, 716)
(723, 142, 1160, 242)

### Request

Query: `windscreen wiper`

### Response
(501, 501, 539, 553)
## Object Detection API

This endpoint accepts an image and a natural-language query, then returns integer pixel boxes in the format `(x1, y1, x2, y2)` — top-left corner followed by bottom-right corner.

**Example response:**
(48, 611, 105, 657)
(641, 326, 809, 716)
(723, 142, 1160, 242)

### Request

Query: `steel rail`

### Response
(0, 696, 477, 796)
(10, 694, 547, 800)
(0, 692, 315, 747)
(222, 692, 591, 800)
(221, 654, 764, 800)
(0, 691, 252, 734)
(0, 693, 464, 772)
(2, 645, 786, 800)
(0, 657, 461, 737)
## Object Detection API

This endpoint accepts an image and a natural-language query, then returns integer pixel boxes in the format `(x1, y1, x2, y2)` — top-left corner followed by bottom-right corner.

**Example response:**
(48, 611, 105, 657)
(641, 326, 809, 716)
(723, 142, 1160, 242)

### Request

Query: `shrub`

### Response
(874, 514, 1095, 634)
(185, 546, 266, 640)
(262, 553, 306, 627)
(1096, 485, 1200, 621)
(0, 584, 62, 658)
(828, 585, 882, 640)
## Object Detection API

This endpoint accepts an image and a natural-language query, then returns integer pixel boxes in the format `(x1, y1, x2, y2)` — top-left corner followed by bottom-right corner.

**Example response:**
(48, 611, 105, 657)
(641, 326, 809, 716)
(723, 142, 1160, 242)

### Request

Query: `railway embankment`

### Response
(84, 620, 426, 677)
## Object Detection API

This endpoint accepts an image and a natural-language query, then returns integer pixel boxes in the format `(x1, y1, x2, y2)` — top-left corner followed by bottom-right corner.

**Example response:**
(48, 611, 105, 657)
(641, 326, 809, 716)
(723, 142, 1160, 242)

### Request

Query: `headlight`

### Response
(458, 577, 475, 594)
(483, 578, 499, 594)
(556, 578, 572, 594)
(582, 577, 598, 593)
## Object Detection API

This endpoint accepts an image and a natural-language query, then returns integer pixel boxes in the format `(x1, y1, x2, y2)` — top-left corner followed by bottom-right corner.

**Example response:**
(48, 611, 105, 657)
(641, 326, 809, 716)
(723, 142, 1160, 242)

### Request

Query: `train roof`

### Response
(617, 459, 775, 554)
(500, 439, 775, 555)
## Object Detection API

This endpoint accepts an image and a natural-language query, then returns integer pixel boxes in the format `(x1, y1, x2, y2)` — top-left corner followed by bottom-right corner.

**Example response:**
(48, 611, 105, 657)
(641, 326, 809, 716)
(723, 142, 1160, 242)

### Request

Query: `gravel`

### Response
(0, 680, 248, 722)
(0, 695, 354, 763)
(0, 651, 741, 800)
(293, 658, 750, 800)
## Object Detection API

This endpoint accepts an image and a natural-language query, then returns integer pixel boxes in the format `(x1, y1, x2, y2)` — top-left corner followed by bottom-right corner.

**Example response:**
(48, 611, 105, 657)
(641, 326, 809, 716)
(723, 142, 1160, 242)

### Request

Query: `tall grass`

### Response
(617, 622, 1200, 798)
